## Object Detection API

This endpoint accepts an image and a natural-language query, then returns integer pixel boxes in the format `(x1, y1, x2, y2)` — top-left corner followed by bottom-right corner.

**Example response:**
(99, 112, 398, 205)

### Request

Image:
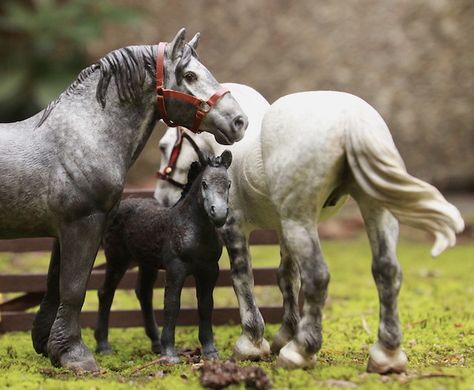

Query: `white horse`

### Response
(154, 84, 464, 372)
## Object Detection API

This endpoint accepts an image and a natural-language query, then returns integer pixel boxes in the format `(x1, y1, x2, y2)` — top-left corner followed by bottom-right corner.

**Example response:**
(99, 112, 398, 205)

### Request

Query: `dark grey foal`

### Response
(95, 151, 232, 363)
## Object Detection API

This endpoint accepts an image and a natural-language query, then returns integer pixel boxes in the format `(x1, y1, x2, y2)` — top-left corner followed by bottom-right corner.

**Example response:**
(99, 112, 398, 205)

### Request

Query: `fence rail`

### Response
(0, 189, 283, 333)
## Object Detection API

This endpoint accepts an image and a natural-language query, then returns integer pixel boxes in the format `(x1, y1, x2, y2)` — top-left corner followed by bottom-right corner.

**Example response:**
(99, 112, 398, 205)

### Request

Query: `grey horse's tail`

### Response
(345, 107, 464, 256)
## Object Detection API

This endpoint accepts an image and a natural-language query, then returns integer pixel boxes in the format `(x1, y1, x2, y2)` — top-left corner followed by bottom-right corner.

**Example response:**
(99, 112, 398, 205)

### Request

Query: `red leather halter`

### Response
(156, 127, 204, 189)
(156, 127, 186, 189)
(156, 42, 230, 133)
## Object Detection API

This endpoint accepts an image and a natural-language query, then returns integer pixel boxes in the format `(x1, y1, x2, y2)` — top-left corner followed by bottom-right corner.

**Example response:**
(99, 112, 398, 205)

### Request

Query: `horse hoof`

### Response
(95, 344, 113, 355)
(50, 341, 99, 373)
(203, 351, 219, 360)
(271, 330, 292, 354)
(367, 342, 407, 374)
(151, 342, 161, 354)
(159, 355, 180, 365)
(63, 357, 100, 374)
(276, 341, 316, 369)
(233, 334, 270, 361)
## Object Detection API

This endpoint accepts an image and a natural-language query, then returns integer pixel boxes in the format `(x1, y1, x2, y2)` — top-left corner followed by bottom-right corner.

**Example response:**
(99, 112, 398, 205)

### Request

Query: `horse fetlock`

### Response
(95, 341, 113, 355)
(367, 342, 407, 374)
(271, 327, 294, 354)
(276, 340, 316, 369)
(233, 334, 270, 361)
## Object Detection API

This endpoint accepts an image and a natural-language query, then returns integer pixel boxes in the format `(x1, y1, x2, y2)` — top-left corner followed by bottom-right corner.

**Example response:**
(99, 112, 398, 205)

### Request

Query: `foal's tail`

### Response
(345, 106, 464, 257)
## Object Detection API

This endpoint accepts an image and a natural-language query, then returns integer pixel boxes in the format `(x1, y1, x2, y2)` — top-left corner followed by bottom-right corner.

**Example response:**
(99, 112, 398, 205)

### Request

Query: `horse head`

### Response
(159, 29, 248, 144)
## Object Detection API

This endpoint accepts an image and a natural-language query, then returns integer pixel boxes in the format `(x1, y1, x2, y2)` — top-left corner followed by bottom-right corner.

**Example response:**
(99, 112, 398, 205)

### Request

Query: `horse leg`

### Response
(95, 258, 129, 354)
(135, 264, 160, 354)
(32, 239, 60, 356)
(195, 262, 219, 359)
(271, 241, 301, 354)
(277, 219, 328, 369)
(160, 259, 187, 364)
(220, 214, 270, 360)
(354, 193, 407, 373)
(47, 214, 106, 373)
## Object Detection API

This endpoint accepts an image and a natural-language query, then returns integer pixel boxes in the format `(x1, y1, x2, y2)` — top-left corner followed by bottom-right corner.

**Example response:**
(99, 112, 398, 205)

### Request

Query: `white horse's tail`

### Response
(345, 109, 464, 257)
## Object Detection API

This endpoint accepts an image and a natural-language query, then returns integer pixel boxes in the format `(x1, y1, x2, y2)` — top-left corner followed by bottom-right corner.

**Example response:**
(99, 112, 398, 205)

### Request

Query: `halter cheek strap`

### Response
(156, 126, 205, 189)
(155, 42, 230, 133)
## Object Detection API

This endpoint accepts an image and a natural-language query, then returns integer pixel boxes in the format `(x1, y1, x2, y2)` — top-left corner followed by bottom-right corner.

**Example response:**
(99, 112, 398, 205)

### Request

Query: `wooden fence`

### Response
(0, 190, 283, 333)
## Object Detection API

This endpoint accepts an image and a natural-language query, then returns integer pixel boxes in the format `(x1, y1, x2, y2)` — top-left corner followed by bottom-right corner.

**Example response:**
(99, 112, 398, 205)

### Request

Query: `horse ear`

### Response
(168, 27, 186, 60)
(220, 150, 233, 169)
(188, 32, 200, 50)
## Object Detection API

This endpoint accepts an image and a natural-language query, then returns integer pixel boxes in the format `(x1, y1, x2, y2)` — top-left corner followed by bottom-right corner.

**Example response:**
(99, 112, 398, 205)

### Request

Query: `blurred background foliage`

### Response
(0, 0, 141, 121)
(0, 0, 472, 191)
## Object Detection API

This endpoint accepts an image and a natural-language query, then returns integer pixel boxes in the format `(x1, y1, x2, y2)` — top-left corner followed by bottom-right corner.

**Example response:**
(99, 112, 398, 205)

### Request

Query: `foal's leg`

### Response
(160, 259, 187, 364)
(195, 262, 219, 359)
(135, 264, 160, 354)
(355, 194, 407, 373)
(271, 241, 301, 354)
(277, 219, 328, 369)
(95, 258, 129, 354)
(47, 214, 106, 373)
(32, 239, 60, 356)
(220, 213, 270, 360)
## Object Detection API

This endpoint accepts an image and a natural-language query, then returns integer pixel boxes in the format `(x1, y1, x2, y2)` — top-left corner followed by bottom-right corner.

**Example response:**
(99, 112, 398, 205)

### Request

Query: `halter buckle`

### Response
(199, 101, 211, 113)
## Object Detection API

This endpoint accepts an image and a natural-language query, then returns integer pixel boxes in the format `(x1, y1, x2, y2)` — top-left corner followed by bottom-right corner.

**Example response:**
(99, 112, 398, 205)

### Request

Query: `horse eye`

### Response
(228, 181, 231, 189)
(184, 72, 197, 82)
(202, 181, 208, 190)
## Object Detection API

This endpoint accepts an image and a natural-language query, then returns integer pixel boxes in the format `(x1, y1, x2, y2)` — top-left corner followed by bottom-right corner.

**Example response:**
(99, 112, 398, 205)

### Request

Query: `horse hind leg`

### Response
(32, 239, 60, 356)
(277, 219, 329, 369)
(135, 264, 160, 354)
(271, 241, 301, 354)
(95, 252, 129, 354)
(354, 191, 408, 374)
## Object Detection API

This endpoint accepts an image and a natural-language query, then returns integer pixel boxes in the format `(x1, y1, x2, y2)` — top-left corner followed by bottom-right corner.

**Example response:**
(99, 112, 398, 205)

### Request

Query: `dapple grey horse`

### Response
(155, 85, 464, 372)
(0, 29, 247, 373)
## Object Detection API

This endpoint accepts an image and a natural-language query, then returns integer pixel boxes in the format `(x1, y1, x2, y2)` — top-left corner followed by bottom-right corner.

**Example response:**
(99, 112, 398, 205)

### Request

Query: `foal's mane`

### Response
(36, 45, 157, 128)
(174, 154, 226, 205)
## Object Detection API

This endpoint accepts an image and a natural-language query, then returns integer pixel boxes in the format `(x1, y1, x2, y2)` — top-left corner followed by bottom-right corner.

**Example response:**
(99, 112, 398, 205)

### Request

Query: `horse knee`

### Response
(301, 262, 330, 295)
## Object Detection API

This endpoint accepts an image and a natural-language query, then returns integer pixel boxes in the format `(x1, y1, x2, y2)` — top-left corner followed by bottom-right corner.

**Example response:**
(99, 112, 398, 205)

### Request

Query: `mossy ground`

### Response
(0, 236, 473, 389)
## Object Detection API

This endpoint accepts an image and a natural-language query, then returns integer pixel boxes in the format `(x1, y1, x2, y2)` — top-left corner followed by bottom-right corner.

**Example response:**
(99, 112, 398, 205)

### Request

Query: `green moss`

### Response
(0, 238, 473, 389)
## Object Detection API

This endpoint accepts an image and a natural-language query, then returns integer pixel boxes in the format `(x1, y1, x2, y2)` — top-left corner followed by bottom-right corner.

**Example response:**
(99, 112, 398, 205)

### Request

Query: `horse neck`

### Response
(173, 174, 212, 230)
(49, 73, 157, 171)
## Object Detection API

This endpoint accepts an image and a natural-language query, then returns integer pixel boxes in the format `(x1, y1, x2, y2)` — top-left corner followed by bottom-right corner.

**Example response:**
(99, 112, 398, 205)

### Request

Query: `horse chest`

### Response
(173, 226, 222, 263)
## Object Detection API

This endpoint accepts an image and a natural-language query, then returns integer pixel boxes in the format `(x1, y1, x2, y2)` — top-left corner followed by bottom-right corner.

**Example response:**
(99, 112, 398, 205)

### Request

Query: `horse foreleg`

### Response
(135, 264, 160, 354)
(271, 241, 301, 354)
(355, 194, 407, 374)
(220, 215, 270, 361)
(160, 259, 187, 364)
(47, 213, 106, 373)
(277, 219, 328, 369)
(32, 239, 60, 356)
(195, 262, 219, 359)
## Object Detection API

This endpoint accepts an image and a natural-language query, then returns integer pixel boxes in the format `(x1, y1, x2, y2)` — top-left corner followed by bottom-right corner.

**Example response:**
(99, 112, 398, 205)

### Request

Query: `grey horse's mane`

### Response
(36, 45, 157, 128)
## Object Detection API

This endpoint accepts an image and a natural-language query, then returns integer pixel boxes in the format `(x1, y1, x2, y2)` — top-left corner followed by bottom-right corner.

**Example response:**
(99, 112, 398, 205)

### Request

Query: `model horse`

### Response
(95, 151, 232, 363)
(155, 86, 465, 372)
(0, 29, 247, 373)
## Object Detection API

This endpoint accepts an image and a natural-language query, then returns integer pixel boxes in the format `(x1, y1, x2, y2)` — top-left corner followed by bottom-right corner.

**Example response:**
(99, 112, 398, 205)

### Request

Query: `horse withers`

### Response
(0, 28, 246, 373)
(95, 151, 232, 363)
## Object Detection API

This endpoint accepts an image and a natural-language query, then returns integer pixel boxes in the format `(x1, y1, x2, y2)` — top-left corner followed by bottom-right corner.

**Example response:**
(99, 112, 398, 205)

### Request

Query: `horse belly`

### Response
(0, 151, 54, 238)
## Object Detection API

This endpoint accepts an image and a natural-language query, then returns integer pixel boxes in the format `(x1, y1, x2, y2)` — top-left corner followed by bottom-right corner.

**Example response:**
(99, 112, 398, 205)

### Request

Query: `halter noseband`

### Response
(156, 42, 230, 133)
(156, 127, 204, 189)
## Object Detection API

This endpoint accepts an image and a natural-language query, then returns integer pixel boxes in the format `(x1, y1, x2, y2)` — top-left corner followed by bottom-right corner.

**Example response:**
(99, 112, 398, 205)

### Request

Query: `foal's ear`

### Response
(188, 32, 200, 50)
(169, 27, 187, 61)
(220, 150, 232, 169)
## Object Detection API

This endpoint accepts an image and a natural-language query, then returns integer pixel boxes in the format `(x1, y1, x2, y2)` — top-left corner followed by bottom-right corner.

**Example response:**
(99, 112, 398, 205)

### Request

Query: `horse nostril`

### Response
(210, 206, 216, 216)
(232, 115, 247, 132)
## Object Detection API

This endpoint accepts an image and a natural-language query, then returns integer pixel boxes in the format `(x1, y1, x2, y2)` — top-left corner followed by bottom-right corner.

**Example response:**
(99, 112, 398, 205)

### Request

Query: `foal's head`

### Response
(182, 151, 232, 227)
